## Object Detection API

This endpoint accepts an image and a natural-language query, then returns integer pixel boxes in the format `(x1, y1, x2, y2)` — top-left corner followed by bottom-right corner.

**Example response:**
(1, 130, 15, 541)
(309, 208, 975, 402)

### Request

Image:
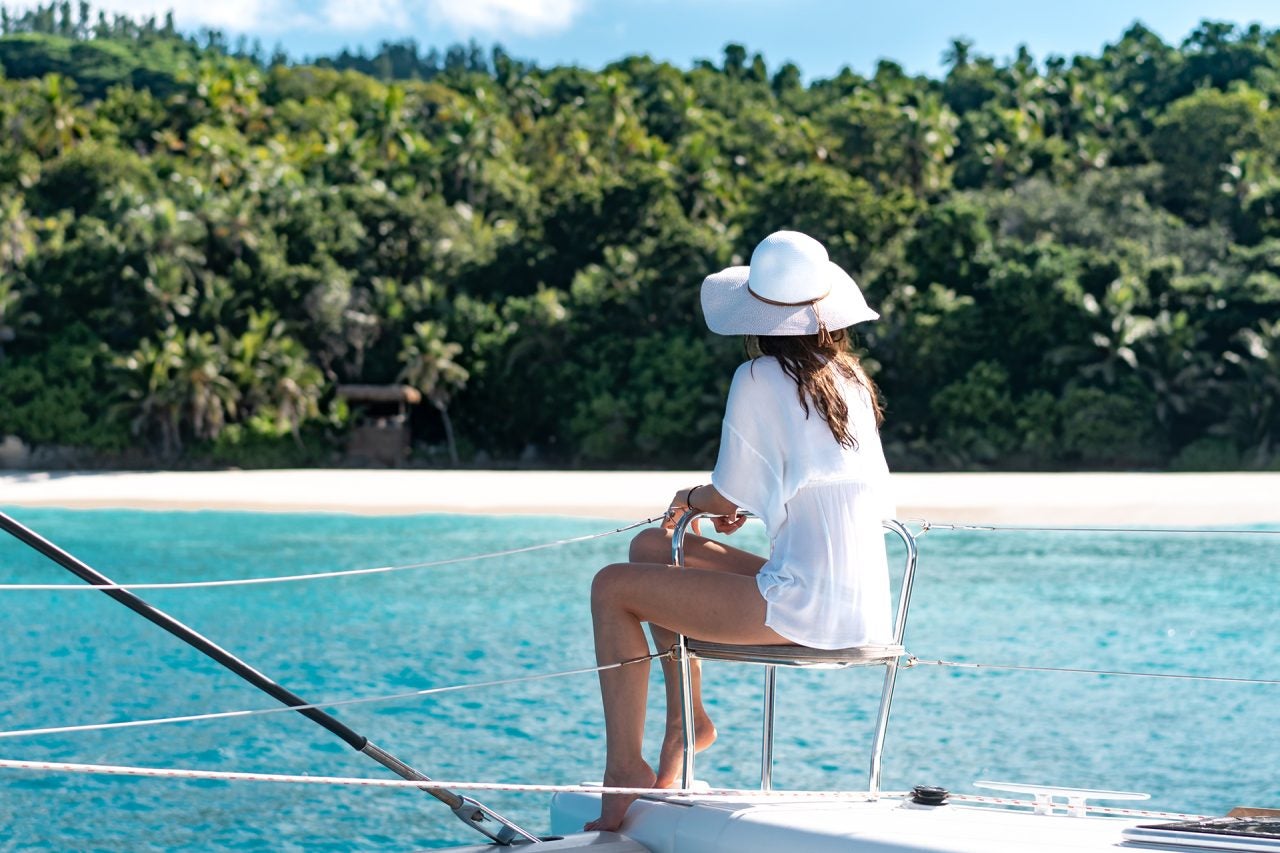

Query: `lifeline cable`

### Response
(0, 515, 663, 590)
(4, 650, 1271, 743)
(4, 517, 1273, 591)
(906, 656, 1280, 685)
(0, 759, 1215, 821)
(909, 520, 1280, 537)
(0, 652, 666, 740)
(0, 757, 883, 795)
(0, 510, 540, 846)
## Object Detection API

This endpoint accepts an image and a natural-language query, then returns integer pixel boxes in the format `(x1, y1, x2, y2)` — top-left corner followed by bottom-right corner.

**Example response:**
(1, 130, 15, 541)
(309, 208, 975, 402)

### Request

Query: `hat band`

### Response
(746, 282, 835, 345)
(746, 281, 832, 307)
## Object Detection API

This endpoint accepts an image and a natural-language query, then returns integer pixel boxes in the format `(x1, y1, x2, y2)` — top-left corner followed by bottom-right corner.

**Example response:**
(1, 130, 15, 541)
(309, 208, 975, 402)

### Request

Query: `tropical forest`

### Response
(1, 2, 1278, 471)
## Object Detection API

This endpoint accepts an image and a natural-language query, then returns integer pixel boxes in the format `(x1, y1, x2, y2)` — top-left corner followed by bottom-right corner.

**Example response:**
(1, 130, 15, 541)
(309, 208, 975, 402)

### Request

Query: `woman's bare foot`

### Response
(654, 715, 717, 788)
(584, 760, 657, 832)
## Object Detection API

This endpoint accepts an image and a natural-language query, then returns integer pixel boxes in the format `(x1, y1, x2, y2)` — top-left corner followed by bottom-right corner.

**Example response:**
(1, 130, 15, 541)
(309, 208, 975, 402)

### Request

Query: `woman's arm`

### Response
(680, 484, 736, 516)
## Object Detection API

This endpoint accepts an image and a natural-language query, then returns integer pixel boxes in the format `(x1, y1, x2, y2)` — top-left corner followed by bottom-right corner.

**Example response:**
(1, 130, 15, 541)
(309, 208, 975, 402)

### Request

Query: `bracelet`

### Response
(686, 484, 704, 512)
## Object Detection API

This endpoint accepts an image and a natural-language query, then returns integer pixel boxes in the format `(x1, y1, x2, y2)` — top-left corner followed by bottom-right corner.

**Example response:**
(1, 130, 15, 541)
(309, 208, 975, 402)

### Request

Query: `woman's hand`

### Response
(709, 513, 746, 535)
(662, 489, 702, 535)
(662, 486, 743, 536)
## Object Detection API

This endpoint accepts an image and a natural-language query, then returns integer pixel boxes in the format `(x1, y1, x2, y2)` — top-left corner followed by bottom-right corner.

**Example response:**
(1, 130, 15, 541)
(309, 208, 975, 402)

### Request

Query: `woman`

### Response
(586, 230, 895, 832)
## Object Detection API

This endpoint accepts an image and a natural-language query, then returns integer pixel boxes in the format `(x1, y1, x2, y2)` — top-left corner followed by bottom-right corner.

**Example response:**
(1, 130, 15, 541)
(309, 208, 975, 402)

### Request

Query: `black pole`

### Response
(0, 510, 541, 845)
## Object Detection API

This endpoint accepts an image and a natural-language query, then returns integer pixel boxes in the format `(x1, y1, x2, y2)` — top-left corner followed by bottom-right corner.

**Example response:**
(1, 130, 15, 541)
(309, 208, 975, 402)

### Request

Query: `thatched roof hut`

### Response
(336, 385, 421, 466)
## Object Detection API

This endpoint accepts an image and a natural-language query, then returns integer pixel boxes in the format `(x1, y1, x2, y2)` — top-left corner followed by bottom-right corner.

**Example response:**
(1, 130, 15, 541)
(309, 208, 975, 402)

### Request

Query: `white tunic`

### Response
(710, 357, 894, 649)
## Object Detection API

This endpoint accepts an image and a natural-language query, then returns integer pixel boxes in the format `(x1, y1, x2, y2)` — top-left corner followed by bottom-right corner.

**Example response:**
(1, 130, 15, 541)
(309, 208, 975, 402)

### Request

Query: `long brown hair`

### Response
(746, 329, 883, 448)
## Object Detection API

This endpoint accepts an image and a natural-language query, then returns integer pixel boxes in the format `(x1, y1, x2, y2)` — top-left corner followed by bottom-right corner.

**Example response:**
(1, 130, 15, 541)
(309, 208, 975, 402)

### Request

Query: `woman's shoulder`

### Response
(732, 356, 786, 385)
(725, 358, 795, 419)
(725, 358, 787, 411)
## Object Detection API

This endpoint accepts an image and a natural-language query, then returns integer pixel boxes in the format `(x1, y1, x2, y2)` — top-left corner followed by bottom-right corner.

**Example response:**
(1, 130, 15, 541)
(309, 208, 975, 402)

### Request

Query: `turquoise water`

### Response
(0, 508, 1277, 851)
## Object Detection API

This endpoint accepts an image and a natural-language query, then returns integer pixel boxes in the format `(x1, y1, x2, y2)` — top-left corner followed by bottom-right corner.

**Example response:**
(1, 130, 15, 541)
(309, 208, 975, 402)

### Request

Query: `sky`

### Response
(13, 0, 1280, 79)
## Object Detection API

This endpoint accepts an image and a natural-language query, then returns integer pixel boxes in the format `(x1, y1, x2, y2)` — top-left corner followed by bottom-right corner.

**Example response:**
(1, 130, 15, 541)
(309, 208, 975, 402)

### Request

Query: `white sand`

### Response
(2, 469, 1278, 525)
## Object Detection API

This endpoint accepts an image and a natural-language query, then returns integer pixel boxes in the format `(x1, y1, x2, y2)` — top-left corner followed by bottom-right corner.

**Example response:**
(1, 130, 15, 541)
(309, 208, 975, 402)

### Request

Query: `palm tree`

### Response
(228, 309, 324, 445)
(1048, 278, 1158, 387)
(28, 74, 86, 157)
(942, 38, 974, 72)
(363, 83, 418, 166)
(114, 327, 239, 456)
(895, 91, 959, 195)
(0, 277, 22, 360)
(1219, 320, 1280, 465)
(114, 330, 185, 456)
(265, 339, 324, 445)
(398, 320, 469, 466)
(178, 329, 238, 442)
(0, 194, 34, 361)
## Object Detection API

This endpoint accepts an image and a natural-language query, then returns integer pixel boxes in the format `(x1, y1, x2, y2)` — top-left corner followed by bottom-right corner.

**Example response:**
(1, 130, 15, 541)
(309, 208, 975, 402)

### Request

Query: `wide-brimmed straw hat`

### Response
(701, 230, 878, 338)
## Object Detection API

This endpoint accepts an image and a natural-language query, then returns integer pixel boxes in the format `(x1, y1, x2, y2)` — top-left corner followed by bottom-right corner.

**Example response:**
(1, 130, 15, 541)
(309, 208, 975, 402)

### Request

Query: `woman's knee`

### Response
(629, 527, 673, 563)
(591, 563, 635, 610)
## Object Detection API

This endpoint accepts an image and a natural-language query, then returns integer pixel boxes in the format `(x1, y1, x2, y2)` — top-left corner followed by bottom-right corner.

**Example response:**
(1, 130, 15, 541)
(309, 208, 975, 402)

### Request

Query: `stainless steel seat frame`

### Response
(670, 512, 919, 794)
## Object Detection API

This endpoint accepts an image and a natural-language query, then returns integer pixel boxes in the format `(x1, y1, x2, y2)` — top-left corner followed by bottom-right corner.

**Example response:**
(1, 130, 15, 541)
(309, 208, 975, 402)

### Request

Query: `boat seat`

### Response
(684, 640, 903, 667)
(672, 515, 919, 794)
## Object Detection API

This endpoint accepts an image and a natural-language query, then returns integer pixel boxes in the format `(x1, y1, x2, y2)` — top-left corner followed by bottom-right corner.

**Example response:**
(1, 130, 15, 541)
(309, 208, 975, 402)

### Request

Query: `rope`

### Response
(0, 516, 662, 591)
(910, 519, 1280, 537)
(907, 656, 1280, 686)
(0, 652, 666, 740)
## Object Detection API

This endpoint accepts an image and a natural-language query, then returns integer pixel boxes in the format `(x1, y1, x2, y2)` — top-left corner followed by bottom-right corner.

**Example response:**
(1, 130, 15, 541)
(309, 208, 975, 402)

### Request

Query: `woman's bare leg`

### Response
(629, 526, 767, 788)
(585, 563, 660, 833)
(648, 622, 713, 789)
(585, 560, 784, 832)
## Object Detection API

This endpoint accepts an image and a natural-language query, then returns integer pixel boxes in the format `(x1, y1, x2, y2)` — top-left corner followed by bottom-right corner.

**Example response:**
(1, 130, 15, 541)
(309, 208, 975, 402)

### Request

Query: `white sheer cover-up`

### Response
(710, 356, 894, 649)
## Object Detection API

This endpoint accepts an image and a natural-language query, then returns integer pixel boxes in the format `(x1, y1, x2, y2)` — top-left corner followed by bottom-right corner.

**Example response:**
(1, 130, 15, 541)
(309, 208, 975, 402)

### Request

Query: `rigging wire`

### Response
(909, 519, 1280, 537)
(0, 652, 666, 740)
(0, 758, 1213, 820)
(2, 512, 1269, 591)
(3, 515, 1274, 592)
(0, 758, 896, 796)
(0, 516, 663, 590)
(5, 649, 1274, 743)
(906, 656, 1280, 685)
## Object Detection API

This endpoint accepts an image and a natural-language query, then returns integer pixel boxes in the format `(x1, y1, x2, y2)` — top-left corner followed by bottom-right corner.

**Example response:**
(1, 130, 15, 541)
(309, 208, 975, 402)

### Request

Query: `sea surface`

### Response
(0, 507, 1277, 851)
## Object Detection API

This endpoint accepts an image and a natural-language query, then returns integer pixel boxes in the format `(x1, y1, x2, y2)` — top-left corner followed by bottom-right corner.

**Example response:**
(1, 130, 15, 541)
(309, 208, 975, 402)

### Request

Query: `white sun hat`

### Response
(700, 230, 879, 338)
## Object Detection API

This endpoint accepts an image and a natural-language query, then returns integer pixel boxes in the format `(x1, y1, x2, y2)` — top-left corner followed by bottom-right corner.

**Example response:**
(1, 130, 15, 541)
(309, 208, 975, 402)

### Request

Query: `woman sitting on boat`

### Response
(587, 230, 896, 831)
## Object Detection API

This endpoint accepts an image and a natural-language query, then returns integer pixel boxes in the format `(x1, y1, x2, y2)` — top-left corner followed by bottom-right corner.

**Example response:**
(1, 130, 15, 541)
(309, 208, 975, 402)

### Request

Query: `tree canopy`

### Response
(2, 3, 1278, 471)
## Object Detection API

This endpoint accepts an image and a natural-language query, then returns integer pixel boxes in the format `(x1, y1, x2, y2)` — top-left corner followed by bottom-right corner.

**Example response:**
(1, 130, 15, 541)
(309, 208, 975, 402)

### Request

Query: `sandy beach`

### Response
(2, 469, 1278, 525)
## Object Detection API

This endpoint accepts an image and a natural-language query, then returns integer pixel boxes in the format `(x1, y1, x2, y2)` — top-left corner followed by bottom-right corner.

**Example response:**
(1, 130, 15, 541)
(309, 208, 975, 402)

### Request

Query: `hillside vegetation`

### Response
(2, 3, 1279, 470)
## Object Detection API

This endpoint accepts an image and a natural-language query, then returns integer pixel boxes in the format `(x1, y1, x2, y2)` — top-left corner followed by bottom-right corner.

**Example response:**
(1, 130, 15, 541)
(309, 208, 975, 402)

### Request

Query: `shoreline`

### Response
(3, 469, 1279, 525)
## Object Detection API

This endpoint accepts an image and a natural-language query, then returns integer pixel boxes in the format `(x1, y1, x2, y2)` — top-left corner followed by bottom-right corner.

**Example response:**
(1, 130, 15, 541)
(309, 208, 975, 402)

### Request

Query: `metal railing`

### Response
(671, 512, 919, 795)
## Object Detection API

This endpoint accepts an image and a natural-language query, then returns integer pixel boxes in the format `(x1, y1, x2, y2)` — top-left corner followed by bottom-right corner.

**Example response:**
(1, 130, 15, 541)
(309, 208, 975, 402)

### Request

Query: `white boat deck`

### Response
(547, 792, 1155, 852)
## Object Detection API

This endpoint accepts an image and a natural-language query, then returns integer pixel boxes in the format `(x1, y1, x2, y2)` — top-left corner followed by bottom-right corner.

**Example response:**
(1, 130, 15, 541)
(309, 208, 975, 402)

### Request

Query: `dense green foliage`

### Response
(2, 3, 1279, 470)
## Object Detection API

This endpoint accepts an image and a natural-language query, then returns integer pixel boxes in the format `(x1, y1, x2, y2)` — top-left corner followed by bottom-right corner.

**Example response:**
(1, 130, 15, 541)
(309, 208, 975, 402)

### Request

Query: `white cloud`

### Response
(425, 0, 587, 36)
(34, 0, 304, 32)
(319, 0, 412, 31)
(7, 0, 590, 37)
